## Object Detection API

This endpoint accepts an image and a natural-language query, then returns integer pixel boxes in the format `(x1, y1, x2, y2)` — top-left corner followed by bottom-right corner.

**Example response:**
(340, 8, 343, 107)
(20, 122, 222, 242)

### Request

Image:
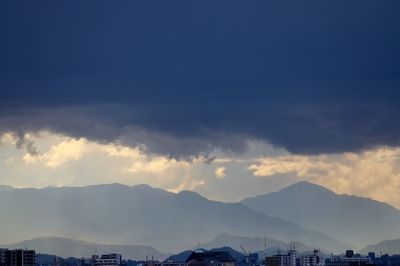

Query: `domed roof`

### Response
(194, 249, 206, 254)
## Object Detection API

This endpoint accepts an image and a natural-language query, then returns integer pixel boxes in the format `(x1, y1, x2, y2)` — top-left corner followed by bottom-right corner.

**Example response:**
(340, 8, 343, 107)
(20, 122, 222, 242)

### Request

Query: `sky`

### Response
(1, 1, 400, 207)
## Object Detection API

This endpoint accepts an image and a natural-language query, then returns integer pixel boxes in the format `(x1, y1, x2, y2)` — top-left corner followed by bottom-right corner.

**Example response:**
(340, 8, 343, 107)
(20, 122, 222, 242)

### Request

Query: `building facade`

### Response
(91, 254, 122, 266)
(299, 250, 321, 266)
(0, 249, 35, 266)
(266, 249, 296, 266)
(186, 249, 235, 266)
(325, 254, 373, 266)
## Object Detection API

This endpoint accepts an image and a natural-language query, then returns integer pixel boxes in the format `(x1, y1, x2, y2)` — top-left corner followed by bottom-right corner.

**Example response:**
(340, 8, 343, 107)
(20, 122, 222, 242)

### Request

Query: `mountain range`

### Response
(360, 239, 400, 255)
(0, 237, 167, 260)
(0, 183, 344, 253)
(1, 181, 400, 254)
(199, 233, 320, 255)
(241, 181, 400, 248)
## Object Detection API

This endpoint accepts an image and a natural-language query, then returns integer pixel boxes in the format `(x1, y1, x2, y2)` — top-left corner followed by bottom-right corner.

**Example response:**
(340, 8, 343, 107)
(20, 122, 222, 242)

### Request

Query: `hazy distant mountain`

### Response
(0, 185, 13, 192)
(360, 239, 400, 255)
(0, 236, 167, 260)
(200, 234, 319, 255)
(165, 250, 193, 262)
(0, 183, 344, 253)
(209, 247, 245, 261)
(241, 181, 400, 248)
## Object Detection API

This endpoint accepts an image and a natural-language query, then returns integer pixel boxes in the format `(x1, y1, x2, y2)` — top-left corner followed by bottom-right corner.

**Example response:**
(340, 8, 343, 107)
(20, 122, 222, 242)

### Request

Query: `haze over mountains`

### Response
(0, 237, 167, 261)
(1, 181, 400, 255)
(241, 181, 400, 249)
(0, 183, 344, 253)
(199, 233, 321, 255)
(360, 239, 400, 255)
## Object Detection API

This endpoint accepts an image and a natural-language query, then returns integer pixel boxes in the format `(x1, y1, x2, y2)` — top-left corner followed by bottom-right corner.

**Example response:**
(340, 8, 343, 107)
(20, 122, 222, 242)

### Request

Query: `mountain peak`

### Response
(177, 190, 207, 201)
(131, 183, 154, 190)
(241, 181, 335, 204)
(279, 181, 335, 195)
(241, 181, 400, 249)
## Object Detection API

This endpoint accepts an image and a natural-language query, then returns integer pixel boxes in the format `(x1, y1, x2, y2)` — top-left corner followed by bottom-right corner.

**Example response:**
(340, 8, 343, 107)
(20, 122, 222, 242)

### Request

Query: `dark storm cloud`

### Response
(1, 1, 400, 156)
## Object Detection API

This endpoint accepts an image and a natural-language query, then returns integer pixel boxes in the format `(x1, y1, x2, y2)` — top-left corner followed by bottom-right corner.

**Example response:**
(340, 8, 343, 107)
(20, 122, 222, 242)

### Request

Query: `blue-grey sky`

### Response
(1, 1, 400, 206)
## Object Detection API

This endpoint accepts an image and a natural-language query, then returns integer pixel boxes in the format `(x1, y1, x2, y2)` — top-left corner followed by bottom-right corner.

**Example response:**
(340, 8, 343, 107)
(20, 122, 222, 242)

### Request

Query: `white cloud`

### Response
(0, 132, 17, 145)
(2, 131, 400, 209)
(2, 131, 205, 193)
(248, 147, 400, 208)
(24, 138, 89, 168)
(215, 166, 226, 180)
(168, 179, 206, 193)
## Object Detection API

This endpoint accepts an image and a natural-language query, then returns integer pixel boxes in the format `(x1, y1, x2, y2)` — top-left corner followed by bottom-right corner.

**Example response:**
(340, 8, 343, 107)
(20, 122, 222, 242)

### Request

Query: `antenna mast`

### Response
(264, 233, 267, 257)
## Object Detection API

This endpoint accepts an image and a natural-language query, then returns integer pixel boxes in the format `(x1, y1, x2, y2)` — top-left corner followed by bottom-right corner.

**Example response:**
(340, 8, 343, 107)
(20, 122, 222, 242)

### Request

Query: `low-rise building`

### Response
(299, 250, 321, 266)
(162, 260, 185, 266)
(325, 251, 373, 266)
(91, 254, 122, 266)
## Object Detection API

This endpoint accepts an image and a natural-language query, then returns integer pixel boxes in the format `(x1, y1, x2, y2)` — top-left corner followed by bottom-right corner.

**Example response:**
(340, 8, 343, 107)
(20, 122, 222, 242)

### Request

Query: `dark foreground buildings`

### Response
(266, 248, 297, 266)
(265, 248, 321, 266)
(0, 249, 35, 266)
(186, 249, 235, 266)
(325, 250, 400, 266)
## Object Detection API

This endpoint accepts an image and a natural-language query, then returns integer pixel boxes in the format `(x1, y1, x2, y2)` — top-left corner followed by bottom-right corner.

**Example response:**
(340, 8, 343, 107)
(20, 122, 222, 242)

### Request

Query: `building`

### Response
(0, 249, 35, 266)
(299, 250, 321, 266)
(366, 253, 400, 266)
(77, 257, 91, 266)
(325, 251, 373, 266)
(140, 260, 161, 266)
(325, 256, 373, 266)
(266, 248, 296, 266)
(161, 250, 191, 266)
(162, 260, 185, 266)
(186, 249, 235, 266)
(0, 250, 8, 266)
(247, 253, 259, 266)
(91, 254, 122, 266)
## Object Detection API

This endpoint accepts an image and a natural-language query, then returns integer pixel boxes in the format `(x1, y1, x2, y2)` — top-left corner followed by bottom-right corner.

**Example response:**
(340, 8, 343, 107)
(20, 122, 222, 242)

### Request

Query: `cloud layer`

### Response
(2, 131, 400, 209)
(1, 1, 400, 210)
(1, 1, 400, 157)
(249, 148, 400, 208)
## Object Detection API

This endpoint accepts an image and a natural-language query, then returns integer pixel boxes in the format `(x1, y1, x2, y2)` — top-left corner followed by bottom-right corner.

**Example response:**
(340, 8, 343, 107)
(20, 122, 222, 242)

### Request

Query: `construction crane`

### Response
(240, 245, 253, 266)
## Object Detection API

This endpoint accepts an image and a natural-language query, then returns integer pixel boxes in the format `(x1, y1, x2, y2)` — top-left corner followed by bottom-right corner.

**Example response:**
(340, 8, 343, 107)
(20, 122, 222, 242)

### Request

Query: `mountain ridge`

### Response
(0, 182, 345, 253)
(241, 181, 400, 248)
(0, 236, 168, 260)
(199, 233, 325, 254)
(360, 239, 400, 255)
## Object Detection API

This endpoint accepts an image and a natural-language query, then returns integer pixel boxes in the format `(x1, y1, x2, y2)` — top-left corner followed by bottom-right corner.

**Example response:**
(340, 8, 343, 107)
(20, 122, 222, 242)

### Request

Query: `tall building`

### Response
(91, 254, 122, 266)
(0, 249, 35, 266)
(266, 248, 296, 266)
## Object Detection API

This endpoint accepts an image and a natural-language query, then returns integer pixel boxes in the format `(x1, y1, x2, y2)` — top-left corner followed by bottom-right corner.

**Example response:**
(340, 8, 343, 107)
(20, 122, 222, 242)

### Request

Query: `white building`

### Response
(91, 254, 122, 266)
(299, 250, 321, 266)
